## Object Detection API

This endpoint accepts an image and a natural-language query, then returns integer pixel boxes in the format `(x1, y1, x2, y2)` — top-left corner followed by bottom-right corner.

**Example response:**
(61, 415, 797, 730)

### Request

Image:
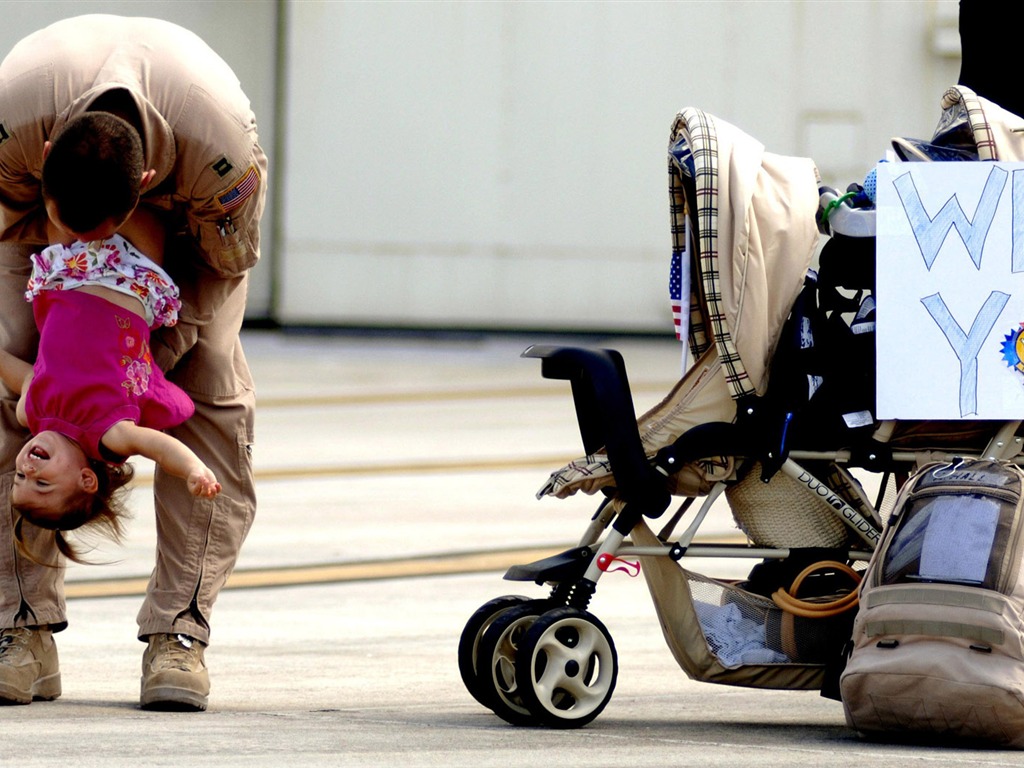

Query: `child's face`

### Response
(12, 431, 98, 524)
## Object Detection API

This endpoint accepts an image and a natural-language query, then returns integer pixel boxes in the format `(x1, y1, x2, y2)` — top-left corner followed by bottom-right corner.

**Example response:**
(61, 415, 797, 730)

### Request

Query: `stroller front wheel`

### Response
(515, 607, 618, 729)
(458, 595, 534, 707)
(474, 601, 549, 725)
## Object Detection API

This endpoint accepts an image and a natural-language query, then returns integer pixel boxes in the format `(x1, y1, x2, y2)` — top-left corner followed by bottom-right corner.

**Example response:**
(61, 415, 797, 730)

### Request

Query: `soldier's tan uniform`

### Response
(0, 15, 266, 646)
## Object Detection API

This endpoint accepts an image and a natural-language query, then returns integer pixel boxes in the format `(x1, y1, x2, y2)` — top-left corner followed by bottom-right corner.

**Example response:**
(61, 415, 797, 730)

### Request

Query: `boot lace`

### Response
(0, 628, 31, 663)
(153, 633, 203, 671)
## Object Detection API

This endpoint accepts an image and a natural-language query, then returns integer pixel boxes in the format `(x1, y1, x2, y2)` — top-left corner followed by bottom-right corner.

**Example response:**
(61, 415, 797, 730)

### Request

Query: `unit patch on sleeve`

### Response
(216, 164, 260, 212)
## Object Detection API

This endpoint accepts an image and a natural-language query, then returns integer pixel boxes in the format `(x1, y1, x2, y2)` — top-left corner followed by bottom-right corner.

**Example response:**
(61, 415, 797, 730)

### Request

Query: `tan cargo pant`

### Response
(0, 239, 256, 645)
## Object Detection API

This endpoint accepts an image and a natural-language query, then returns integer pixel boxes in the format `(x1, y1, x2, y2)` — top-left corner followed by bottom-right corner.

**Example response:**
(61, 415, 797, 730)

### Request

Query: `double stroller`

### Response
(458, 85, 1024, 728)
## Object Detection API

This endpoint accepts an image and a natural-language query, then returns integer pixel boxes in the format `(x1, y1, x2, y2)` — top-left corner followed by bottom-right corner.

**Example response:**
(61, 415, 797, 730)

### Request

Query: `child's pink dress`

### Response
(23, 237, 193, 463)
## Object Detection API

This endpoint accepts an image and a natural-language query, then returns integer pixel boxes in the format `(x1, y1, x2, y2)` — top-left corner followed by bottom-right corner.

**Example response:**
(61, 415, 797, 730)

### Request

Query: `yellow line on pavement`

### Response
(253, 455, 576, 481)
(255, 381, 674, 409)
(130, 454, 580, 487)
(65, 546, 565, 600)
(64, 536, 748, 600)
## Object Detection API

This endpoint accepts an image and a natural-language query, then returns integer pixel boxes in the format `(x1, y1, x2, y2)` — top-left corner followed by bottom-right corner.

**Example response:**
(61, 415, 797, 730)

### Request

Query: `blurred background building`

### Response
(0, 0, 962, 333)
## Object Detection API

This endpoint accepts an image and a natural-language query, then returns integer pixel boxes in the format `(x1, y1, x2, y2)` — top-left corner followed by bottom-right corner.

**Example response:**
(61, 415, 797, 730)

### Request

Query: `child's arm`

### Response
(0, 347, 32, 396)
(0, 348, 33, 427)
(118, 205, 166, 265)
(102, 420, 221, 498)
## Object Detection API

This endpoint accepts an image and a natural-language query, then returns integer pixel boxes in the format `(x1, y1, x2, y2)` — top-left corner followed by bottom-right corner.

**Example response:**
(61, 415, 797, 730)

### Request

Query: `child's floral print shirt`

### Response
(25, 234, 181, 328)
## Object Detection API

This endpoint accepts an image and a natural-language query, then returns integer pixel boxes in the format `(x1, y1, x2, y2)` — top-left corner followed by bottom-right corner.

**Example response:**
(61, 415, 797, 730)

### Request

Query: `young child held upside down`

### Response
(0, 207, 220, 558)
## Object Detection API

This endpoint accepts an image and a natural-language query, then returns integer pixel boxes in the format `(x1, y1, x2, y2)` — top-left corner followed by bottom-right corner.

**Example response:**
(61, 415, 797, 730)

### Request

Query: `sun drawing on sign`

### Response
(1000, 323, 1024, 375)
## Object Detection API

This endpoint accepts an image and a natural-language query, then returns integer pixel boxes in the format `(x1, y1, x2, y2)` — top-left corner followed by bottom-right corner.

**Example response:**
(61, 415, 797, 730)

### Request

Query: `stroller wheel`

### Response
(458, 595, 533, 707)
(515, 607, 617, 729)
(474, 601, 549, 725)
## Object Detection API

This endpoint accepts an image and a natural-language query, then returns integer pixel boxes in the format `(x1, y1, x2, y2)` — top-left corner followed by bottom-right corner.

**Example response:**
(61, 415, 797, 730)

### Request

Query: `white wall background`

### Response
(0, 1, 962, 333)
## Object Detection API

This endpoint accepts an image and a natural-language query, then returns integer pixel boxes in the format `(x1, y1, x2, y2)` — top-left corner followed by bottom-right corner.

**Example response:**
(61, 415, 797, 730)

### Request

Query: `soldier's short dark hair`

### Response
(41, 112, 144, 234)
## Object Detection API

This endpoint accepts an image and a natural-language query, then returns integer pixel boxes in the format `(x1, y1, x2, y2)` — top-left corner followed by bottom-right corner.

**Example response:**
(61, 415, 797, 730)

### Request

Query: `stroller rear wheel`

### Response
(474, 601, 549, 725)
(515, 607, 617, 728)
(458, 595, 533, 707)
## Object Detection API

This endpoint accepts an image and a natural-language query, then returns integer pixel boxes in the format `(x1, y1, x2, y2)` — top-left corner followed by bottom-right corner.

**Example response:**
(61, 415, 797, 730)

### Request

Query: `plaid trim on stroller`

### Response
(670, 108, 750, 398)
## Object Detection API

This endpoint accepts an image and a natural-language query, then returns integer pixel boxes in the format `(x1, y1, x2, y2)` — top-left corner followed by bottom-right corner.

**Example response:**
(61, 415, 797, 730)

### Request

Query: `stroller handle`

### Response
(523, 344, 671, 523)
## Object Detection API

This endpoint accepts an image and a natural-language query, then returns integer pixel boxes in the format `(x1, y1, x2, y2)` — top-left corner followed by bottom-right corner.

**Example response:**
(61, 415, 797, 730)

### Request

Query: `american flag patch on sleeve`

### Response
(216, 165, 260, 212)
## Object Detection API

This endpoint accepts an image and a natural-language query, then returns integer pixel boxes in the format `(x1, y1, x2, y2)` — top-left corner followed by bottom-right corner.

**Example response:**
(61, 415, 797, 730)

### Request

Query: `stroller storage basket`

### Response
(632, 521, 850, 690)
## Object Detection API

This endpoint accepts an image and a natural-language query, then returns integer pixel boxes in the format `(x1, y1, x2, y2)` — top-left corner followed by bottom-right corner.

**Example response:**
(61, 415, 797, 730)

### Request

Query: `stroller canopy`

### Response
(669, 108, 821, 400)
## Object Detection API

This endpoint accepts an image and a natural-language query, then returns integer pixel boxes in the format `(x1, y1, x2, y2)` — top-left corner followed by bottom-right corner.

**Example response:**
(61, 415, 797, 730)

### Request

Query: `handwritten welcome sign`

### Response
(876, 162, 1024, 419)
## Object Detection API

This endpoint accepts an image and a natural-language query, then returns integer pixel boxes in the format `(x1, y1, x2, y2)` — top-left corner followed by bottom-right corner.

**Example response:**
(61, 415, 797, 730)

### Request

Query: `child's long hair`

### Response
(13, 460, 134, 564)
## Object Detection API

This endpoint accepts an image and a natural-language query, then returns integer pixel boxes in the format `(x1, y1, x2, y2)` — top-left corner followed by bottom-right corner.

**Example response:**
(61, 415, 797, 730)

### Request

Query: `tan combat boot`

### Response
(0, 627, 61, 705)
(140, 633, 210, 711)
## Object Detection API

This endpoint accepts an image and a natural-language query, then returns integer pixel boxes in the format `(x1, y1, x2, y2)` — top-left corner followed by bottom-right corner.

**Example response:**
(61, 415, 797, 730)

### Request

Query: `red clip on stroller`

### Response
(458, 86, 1024, 729)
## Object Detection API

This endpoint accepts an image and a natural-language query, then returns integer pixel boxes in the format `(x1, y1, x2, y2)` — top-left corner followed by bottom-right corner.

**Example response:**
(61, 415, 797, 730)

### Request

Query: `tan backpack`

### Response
(840, 458, 1024, 747)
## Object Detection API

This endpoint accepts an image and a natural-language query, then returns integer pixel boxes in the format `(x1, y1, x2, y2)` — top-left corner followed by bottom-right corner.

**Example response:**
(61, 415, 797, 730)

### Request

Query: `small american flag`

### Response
(670, 216, 690, 342)
(217, 165, 260, 213)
